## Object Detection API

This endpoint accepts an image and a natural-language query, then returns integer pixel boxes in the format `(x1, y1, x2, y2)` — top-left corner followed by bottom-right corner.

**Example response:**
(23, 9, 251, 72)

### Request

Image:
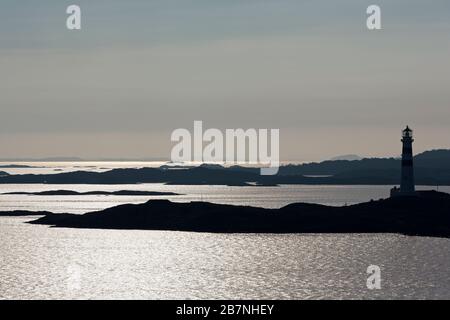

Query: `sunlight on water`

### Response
(1, 217, 449, 299)
(1, 163, 450, 299)
(0, 183, 448, 213)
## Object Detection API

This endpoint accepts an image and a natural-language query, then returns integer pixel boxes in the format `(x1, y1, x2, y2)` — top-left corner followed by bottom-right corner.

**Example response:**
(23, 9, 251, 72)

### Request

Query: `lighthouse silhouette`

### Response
(400, 126, 415, 193)
(391, 126, 416, 197)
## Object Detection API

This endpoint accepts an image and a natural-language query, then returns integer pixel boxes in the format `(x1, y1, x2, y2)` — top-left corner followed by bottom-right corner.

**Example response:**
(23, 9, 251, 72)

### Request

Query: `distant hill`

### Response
(0, 164, 36, 168)
(415, 149, 450, 160)
(0, 157, 167, 162)
(276, 157, 399, 176)
(329, 154, 362, 161)
(0, 157, 84, 162)
(277, 149, 450, 176)
(0, 171, 9, 177)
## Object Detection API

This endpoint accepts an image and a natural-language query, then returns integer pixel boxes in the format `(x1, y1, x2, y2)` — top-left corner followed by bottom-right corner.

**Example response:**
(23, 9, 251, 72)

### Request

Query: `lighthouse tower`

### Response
(400, 126, 415, 194)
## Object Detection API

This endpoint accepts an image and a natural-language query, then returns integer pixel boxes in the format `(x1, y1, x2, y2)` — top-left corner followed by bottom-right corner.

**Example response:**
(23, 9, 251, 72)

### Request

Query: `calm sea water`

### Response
(0, 183, 401, 213)
(1, 163, 449, 299)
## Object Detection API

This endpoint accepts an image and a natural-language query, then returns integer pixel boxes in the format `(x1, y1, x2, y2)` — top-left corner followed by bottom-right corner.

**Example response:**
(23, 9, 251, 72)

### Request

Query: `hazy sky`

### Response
(1, 0, 449, 161)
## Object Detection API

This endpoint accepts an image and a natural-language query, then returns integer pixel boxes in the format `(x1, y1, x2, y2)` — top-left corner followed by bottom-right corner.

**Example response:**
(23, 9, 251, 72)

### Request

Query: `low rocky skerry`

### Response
(2, 190, 181, 196)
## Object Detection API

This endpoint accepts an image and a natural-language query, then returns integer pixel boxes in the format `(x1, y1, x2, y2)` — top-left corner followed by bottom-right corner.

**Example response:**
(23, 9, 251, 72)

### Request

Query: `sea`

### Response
(1, 162, 449, 299)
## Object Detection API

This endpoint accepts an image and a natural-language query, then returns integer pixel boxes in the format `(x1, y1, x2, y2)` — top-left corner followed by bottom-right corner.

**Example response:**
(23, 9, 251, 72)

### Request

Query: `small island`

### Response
(2, 190, 181, 196)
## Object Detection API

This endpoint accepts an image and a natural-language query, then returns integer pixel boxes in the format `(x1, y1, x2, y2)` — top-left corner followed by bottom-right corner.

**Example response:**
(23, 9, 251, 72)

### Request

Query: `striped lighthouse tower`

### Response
(400, 126, 415, 194)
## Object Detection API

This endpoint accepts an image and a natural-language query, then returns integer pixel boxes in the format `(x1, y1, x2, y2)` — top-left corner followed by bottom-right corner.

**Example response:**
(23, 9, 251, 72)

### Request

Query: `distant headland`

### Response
(0, 149, 449, 186)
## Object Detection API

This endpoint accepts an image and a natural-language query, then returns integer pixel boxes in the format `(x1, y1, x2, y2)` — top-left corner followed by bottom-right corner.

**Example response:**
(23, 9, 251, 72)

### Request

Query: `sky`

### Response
(1, 0, 449, 162)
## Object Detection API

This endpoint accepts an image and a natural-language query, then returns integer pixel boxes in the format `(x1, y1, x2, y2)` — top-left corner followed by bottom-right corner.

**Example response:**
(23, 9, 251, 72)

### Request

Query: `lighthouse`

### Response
(391, 126, 416, 197)
(400, 126, 415, 194)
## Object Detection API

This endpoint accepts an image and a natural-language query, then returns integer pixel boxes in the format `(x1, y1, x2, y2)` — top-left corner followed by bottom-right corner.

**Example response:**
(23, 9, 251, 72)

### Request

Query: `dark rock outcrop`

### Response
(22, 191, 450, 238)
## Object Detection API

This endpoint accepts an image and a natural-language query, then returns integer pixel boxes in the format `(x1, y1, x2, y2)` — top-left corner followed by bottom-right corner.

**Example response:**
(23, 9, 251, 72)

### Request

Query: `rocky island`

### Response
(0, 190, 447, 238)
